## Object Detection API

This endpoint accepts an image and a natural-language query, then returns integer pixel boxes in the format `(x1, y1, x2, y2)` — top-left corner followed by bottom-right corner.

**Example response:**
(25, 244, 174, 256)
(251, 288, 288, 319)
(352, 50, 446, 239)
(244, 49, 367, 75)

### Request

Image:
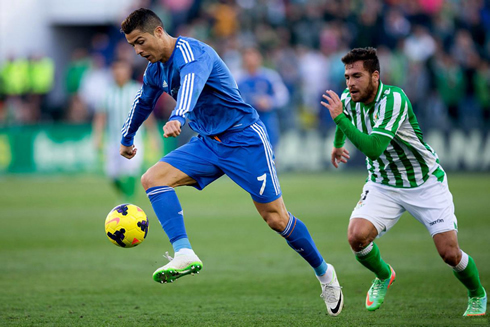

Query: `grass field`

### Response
(1, 172, 489, 326)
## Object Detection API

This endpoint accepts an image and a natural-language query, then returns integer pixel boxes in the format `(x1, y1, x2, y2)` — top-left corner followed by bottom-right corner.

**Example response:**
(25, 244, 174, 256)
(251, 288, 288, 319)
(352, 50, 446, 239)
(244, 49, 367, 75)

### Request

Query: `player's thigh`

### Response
(350, 182, 405, 237)
(219, 123, 282, 203)
(160, 136, 224, 190)
(402, 175, 458, 237)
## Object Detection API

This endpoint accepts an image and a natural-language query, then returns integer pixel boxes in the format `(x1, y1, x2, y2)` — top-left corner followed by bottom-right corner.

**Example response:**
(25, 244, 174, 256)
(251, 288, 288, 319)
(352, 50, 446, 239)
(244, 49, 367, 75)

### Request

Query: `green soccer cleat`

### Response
(365, 265, 396, 311)
(463, 289, 487, 316)
(153, 251, 203, 284)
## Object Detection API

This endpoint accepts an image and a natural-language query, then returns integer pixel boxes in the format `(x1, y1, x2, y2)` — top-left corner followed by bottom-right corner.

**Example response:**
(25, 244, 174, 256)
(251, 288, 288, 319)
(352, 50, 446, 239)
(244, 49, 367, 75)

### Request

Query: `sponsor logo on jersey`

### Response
(429, 218, 445, 226)
(163, 80, 168, 88)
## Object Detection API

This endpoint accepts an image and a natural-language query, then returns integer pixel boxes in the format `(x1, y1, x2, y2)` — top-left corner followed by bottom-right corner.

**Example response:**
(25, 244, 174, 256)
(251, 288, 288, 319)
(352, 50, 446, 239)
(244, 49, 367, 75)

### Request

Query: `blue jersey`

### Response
(121, 36, 259, 146)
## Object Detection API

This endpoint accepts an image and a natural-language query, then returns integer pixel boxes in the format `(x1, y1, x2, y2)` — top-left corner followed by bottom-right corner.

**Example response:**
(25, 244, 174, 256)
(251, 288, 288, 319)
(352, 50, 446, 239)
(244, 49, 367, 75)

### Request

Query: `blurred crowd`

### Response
(1, 0, 489, 133)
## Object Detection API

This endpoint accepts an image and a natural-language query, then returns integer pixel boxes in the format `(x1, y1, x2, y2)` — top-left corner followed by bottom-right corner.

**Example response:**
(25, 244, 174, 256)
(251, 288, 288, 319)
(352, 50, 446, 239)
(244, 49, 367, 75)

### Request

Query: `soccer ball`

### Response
(104, 204, 149, 248)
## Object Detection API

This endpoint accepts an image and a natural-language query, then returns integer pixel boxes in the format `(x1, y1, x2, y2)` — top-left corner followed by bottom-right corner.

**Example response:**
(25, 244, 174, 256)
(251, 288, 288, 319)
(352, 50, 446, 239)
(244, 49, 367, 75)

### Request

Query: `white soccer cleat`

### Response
(320, 265, 344, 317)
(153, 251, 203, 284)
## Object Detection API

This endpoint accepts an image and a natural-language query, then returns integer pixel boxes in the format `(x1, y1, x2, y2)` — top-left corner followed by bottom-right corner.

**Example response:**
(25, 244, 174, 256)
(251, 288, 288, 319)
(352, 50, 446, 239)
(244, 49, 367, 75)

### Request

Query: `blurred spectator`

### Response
(64, 48, 90, 96)
(28, 53, 55, 121)
(159, 0, 194, 34)
(0, 55, 31, 123)
(432, 52, 466, 127)
(403, 25, 436, 62)
(208, 0, 239, 38)
(474, 60, 490, 127)
(9, 0, 488, 134)
(236, 47, 289, 150)
(93, 60, 159, 202)
(297, 46, 329, 130)
(1, 55, 30, 97)
(64, 48, 91, 123)
(79, 53, 112, 118)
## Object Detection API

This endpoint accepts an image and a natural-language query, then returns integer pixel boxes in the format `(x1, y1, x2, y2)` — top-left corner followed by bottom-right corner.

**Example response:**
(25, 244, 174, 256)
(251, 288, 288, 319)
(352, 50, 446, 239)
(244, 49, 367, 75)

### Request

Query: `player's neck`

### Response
(160, 36, 178, 63)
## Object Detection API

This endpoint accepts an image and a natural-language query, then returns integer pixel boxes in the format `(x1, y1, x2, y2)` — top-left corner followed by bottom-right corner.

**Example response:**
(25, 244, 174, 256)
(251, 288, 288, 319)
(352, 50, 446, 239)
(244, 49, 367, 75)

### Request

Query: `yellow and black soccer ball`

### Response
(104, 204, 149, 248)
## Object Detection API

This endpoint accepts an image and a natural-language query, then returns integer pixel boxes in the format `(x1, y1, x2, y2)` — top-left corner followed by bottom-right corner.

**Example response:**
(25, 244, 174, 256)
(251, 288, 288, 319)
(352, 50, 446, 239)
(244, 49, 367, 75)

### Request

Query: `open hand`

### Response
(321, 90, 343, 119)
(331, 147, 350, 168)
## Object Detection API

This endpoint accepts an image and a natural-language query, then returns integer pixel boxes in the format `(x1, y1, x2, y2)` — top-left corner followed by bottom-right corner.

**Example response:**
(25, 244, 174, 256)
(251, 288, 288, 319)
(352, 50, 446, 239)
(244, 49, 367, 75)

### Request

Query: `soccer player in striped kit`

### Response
(119, 8, 343, 316)
(93, 59, 158, 203)
(321, 47, 486, 316)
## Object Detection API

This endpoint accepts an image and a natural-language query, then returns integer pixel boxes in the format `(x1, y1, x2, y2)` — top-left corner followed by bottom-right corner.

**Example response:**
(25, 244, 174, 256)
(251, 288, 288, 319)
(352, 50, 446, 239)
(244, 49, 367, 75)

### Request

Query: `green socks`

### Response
(453, 252, 485, 298)
(113, 176, 137, 202)
(355, 242, 391, 280)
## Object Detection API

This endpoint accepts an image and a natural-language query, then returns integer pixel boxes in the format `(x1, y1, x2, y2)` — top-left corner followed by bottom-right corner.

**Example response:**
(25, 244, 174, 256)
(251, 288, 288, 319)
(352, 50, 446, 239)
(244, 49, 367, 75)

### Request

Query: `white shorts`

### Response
(350, 173, 458, 237)
(104, 143, 144, 179)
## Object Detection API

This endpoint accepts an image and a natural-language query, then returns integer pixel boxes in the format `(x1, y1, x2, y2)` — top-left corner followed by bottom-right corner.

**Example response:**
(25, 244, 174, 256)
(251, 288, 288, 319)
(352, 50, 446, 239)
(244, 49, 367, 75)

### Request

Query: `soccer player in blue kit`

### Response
(119, 8, 343, 316)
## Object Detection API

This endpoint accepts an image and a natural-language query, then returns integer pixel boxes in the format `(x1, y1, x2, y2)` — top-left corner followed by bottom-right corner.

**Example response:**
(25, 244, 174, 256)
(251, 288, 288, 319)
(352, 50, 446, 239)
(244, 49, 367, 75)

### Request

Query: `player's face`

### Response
(112, 62, 132, 86)
(125, 28, 164, 63)
(344, 61, 379, 103)
(243, 49, 262, 73)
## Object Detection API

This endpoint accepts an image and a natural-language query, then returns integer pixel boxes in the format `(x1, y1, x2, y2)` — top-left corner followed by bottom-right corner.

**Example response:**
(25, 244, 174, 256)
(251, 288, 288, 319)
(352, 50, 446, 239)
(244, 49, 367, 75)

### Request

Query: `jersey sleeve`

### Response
(333, 126, 346, 148)
(168, 41, 213, 127)
(334, 114, 392, 160)
(121, 64, 163, 146)
(371, 90, 408, 139)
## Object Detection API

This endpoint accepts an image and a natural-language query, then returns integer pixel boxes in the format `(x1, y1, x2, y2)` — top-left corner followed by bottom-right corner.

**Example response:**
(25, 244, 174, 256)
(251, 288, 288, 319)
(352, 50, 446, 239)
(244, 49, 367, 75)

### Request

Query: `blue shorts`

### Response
(161, 121, 282, 203)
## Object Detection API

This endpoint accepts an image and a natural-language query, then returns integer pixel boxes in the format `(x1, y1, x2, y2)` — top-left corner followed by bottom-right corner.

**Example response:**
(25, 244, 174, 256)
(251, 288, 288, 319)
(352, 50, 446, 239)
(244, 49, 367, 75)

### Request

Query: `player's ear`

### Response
(372, 70, 380, 83)
(154, 26, 164, 38)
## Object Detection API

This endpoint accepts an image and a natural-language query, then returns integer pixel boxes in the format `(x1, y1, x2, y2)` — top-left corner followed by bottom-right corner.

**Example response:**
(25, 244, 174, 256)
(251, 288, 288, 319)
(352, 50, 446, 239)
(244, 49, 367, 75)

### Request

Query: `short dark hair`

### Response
(341, 47, 380, 74)
(121, 8, 164, 35)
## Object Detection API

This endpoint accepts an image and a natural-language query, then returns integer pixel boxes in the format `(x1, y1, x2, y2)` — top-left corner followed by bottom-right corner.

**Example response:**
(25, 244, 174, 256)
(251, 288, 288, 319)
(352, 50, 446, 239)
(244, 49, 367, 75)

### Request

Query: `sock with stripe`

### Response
(354, 242, 391, 280)
(452, 251, 485, 297)
(280, 212, 327, 276)
(146, 186, 191, 250)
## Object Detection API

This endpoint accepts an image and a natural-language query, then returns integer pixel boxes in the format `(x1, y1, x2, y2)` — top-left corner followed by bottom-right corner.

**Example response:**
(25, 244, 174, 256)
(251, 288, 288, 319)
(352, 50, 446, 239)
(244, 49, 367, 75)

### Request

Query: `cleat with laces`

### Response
(320, 265, 344, 317)
(366, 265, 396, 311)
(153, 251, 203, 284)
(463, 289, 487, 316)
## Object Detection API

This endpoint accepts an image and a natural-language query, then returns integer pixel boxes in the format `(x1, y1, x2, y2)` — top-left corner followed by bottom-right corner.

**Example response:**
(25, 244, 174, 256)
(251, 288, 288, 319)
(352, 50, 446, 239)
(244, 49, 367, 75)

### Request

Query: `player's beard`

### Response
(357, 79, 377, 103)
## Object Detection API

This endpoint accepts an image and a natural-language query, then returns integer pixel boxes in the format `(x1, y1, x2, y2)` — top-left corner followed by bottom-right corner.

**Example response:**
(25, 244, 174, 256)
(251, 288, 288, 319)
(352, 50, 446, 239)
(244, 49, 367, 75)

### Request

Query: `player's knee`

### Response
(263, 212, 287, 232)
(348, 234, 365, 251)
(141, 168, 161, 190)
(347, 230, 373, 252)
(439, 247, 461, 266)
(347, 218, 377, 251)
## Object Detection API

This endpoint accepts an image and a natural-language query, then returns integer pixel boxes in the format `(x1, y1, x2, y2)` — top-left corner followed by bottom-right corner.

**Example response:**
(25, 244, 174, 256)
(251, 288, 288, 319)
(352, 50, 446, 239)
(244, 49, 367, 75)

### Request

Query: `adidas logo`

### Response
(163, 80, 168, 88)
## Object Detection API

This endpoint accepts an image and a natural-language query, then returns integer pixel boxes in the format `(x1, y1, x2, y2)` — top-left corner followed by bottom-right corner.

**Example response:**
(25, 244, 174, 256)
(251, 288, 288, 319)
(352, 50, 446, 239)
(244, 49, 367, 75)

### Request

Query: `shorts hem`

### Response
(251, 192, 282, 204)
(430, 227, 458, 238)
(160, 158, 205, 191)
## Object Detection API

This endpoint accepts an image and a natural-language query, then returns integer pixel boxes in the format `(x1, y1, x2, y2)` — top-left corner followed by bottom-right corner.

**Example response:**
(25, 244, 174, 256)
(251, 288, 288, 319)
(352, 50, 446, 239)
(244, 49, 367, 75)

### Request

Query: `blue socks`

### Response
(280, 212, 327, 276)
(146, 186, 191, 250)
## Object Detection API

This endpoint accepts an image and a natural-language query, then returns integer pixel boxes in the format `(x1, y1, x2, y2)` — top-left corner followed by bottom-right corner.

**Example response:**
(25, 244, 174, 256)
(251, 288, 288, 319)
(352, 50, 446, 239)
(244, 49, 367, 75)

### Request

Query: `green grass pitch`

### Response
(1, 172, 489, 326)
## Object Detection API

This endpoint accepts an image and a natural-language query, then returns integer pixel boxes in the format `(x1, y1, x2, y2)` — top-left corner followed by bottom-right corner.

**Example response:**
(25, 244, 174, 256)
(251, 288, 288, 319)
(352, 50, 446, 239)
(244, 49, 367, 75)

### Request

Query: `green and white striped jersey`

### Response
(340, 81, 442, 188)
(97, 80, 143, 146)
